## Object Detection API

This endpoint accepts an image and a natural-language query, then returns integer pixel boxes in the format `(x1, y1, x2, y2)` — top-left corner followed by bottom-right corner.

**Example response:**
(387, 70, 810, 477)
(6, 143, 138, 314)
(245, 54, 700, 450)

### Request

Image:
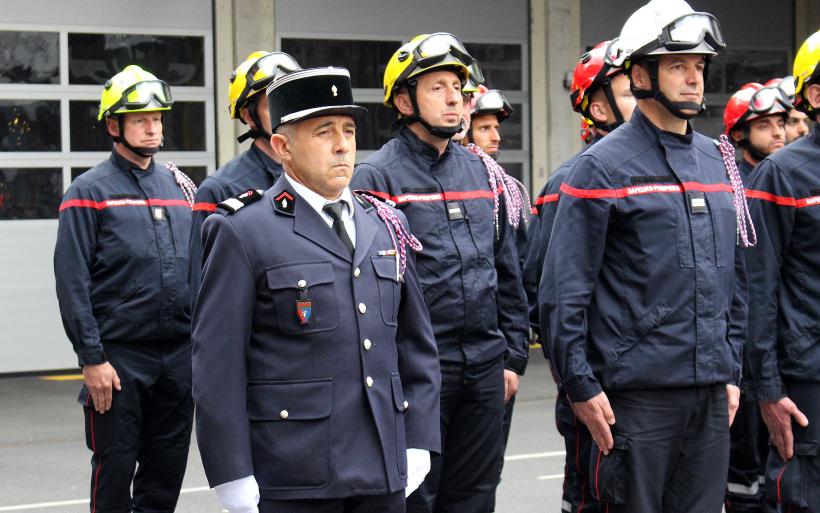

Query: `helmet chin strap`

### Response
(404, 79, 464, 139)
(630, 58, 706, 120)
(113, 115, 162, 158)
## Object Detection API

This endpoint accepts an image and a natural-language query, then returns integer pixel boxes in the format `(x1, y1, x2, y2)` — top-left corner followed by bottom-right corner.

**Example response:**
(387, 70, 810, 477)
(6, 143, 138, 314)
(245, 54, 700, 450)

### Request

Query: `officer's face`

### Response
(400, 70, 464, 128)
(273, 115, 356, 200)
(785, 109, 810, 144)
(107, 111, 163, 147)
(656, 54, 705, 115)
(471, 114, 501, 155)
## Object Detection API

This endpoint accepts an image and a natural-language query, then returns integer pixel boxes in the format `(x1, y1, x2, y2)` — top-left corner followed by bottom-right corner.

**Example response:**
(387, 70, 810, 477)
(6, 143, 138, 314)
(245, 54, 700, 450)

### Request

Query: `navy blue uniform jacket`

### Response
(351, 126, 529, 374)
(745, 127, 820, 401)
(189, 144, 283, 295)
(54, 151, 192, 366)
(192, 178, 441, 500)
(541, 109, 746, 402)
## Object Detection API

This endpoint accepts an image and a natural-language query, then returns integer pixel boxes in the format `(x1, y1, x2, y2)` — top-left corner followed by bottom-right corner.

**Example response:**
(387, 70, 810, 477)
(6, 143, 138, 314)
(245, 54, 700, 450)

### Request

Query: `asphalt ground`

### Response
(0, 347, 565, 512)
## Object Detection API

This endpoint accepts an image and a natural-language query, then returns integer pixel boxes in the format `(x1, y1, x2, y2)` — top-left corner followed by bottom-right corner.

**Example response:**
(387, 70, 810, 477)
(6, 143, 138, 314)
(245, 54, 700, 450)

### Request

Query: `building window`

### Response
(0, 168, 62, 219)
(465, 43, 523, 91)
(68, 33, 205, 86)
(498, 162, 523, 183)
(0, 31, 59, 84)
(356, 102, 395, 151)
(281, 38, 401, 89)
(0, 100, 61, 151)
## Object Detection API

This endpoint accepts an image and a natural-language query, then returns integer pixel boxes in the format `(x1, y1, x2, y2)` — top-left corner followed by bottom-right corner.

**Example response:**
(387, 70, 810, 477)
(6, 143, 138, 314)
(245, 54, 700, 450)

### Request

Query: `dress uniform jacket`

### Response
(55, 150, 192, 365)
(541, 108, 746, 403)
(745, 127, 820, 401)
(351, 126, 529, 374)
(189, 144, 283, 295)
(192, 177, 441, 500)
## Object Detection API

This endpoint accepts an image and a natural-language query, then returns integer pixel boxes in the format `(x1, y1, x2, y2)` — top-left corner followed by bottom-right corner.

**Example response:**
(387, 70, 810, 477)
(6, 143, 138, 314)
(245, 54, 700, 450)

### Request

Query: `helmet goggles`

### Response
(472, 89, 514, 120)
(234, 52, 301, 108)
(398, 32, 480, 86)
(640, 12, 725, 55)
(748, 85, 792, 114)
(113, 80, 173, 112)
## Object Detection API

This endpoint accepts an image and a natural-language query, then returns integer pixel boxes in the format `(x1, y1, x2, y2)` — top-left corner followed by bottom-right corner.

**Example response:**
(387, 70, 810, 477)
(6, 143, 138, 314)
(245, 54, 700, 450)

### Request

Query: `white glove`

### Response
(405, 448, 431, 497)
(214, 475, 260, 513)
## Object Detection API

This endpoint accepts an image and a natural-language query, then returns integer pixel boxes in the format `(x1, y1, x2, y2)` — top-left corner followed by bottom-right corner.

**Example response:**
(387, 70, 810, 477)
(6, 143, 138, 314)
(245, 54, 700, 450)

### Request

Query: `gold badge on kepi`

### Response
(274, 191, 295, 214)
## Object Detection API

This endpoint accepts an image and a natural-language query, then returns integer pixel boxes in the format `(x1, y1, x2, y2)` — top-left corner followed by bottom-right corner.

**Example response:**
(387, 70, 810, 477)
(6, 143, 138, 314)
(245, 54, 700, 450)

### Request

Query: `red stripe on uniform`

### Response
(745, 188, 820, 208)
(560, 181, 733, 200)
(535, 193, 559, 206)
(192, 202, 217, 212)
(776, 461, 789, 503)
(59, 198, 192, 212)
(362, 188, 503, 205)
(594, 449, 603, 500)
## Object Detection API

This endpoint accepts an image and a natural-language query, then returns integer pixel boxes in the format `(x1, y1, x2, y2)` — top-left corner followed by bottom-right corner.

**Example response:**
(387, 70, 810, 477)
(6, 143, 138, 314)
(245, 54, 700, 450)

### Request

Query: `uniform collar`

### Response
(110, 148, 155, 176)
(398, 124, 453, 163)
(284, 173, 355, 220)
(248, 143, 283, 178)
(631, 107, 694, 146)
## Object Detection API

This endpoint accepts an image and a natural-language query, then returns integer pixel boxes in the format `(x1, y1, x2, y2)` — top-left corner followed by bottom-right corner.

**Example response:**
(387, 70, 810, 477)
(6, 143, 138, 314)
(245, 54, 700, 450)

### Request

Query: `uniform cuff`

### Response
(77, 347, 106, 366)
(563, 374, 603, 403)
(748, 379, 786, 402)
(505, 352, 528, 376)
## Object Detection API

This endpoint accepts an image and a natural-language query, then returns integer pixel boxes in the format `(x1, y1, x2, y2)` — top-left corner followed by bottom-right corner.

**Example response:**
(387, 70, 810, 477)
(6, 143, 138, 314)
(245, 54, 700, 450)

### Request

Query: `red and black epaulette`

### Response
(217, 189, 264, 214)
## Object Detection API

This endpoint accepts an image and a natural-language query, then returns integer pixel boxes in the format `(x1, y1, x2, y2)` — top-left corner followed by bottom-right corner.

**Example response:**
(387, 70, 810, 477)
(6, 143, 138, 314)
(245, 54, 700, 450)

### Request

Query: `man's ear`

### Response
(269, 133, 290, 162)
(105, 116, 120, 138)
(239, 107, 254, 129)
(588, 98, 609, 125)
(394, 89, 414, 117)
(630, 63, 650, 92)
(806, 83, 820, 111)
(730, 128, 744, 144)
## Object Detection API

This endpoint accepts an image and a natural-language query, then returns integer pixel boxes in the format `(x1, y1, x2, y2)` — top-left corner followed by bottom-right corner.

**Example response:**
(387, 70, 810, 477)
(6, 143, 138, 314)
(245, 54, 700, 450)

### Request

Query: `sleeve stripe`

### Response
(560, 181, 733, 199)
(745, 188, 820, 208)
(361, 187, 503, 205)
(193, 202, 218, 212)
(59, 198, 191, 212)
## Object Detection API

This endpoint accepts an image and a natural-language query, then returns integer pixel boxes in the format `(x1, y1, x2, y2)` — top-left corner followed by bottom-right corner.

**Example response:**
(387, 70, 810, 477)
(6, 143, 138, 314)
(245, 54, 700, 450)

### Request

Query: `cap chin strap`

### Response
(236, 95, 271, 143)
(402, 78, 463, 139)
(630, 58, 706, 120)
(112, 115, 162, 157)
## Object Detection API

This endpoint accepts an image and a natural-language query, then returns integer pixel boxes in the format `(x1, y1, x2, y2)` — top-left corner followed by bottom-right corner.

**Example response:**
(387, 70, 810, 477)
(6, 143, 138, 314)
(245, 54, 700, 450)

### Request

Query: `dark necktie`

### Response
(323, 201, 354, 255)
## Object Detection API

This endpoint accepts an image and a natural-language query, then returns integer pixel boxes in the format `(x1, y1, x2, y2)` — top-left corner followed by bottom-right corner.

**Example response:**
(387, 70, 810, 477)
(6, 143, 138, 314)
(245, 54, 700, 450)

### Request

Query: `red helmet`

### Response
(723, 82, 792, 135)
(570, 40, 624, 116)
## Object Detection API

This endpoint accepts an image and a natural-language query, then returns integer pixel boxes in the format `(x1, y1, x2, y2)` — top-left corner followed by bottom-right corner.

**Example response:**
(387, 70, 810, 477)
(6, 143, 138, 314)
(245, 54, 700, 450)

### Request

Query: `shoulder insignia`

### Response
(273, 190, 295, 214)
(217, 189, 263, 214)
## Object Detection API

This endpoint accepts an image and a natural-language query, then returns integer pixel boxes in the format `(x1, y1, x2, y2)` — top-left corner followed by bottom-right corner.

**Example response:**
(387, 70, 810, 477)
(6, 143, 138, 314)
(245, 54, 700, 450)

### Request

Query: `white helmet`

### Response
(607, 0, 725, 67)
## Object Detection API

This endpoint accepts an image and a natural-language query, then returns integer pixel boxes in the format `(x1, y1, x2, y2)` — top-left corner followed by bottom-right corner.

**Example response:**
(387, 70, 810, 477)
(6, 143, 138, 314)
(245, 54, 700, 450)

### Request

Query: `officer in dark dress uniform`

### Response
(192, 67, 441, 513)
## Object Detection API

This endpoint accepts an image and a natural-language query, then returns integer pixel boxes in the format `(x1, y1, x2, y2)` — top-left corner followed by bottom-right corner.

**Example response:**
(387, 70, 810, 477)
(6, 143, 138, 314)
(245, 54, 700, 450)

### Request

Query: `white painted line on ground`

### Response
(538, 473, 565, 480)
(504, 450, 566, 461)
(0, 486, 211, 512)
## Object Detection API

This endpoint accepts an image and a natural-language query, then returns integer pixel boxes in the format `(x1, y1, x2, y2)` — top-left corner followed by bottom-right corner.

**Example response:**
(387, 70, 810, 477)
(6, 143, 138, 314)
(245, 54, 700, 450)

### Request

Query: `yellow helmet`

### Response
(382, 33, 478, 107)
(793, 29, 820, 115)
(98, 65, 172, 121)
(228, 51, 302, 120)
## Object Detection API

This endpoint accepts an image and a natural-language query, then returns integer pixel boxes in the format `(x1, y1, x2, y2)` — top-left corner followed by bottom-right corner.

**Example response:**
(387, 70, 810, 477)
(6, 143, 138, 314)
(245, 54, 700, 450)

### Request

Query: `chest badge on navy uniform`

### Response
(274, 191, 295, 214)
(296, 299, 313, 325)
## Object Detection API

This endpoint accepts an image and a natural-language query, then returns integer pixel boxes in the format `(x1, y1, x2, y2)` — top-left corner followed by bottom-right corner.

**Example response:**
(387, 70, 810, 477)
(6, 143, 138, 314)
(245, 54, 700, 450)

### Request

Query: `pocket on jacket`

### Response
(765, 440, 819, 508)
(266, 261, 339, 335)
(247, 379, 333, 490)
(589, 434, 630, 505)
(372, 256, 400, 326)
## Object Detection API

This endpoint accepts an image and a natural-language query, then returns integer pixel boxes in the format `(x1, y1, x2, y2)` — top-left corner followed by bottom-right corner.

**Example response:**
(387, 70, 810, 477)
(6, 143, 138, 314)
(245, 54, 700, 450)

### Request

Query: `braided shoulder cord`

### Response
(165, 161, 198, 207)
(717, 135, 756, 248)
(355, 193, 423, 282)
(466, 143, 531, 236)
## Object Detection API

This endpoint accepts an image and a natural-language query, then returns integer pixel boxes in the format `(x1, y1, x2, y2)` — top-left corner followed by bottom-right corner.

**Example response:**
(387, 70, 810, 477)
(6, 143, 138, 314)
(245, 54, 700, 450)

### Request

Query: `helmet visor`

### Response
(466, 61, 485, 88)
(248, 52, 302, 90)
(122, 80, 173, 109)
(472, 90, 514, 119)
(748, 86, 791, 114)
(777, 76, 797, 103)
(662, 13, 725, 52)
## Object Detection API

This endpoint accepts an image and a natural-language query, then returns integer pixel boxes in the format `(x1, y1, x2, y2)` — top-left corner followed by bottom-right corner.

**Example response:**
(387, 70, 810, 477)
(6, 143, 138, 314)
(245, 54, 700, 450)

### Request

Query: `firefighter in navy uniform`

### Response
(523, 39, 635, 513)
(541, 1, 752, 511)
(189, 51, 301, 294)
(192, 67, 441, 513)
(745, 30, 820, 513)
(721, 81, 790, 513)
(351, 33, 530, 513)
(54, 65, 196, 513)
(724, 82, 790, 182)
